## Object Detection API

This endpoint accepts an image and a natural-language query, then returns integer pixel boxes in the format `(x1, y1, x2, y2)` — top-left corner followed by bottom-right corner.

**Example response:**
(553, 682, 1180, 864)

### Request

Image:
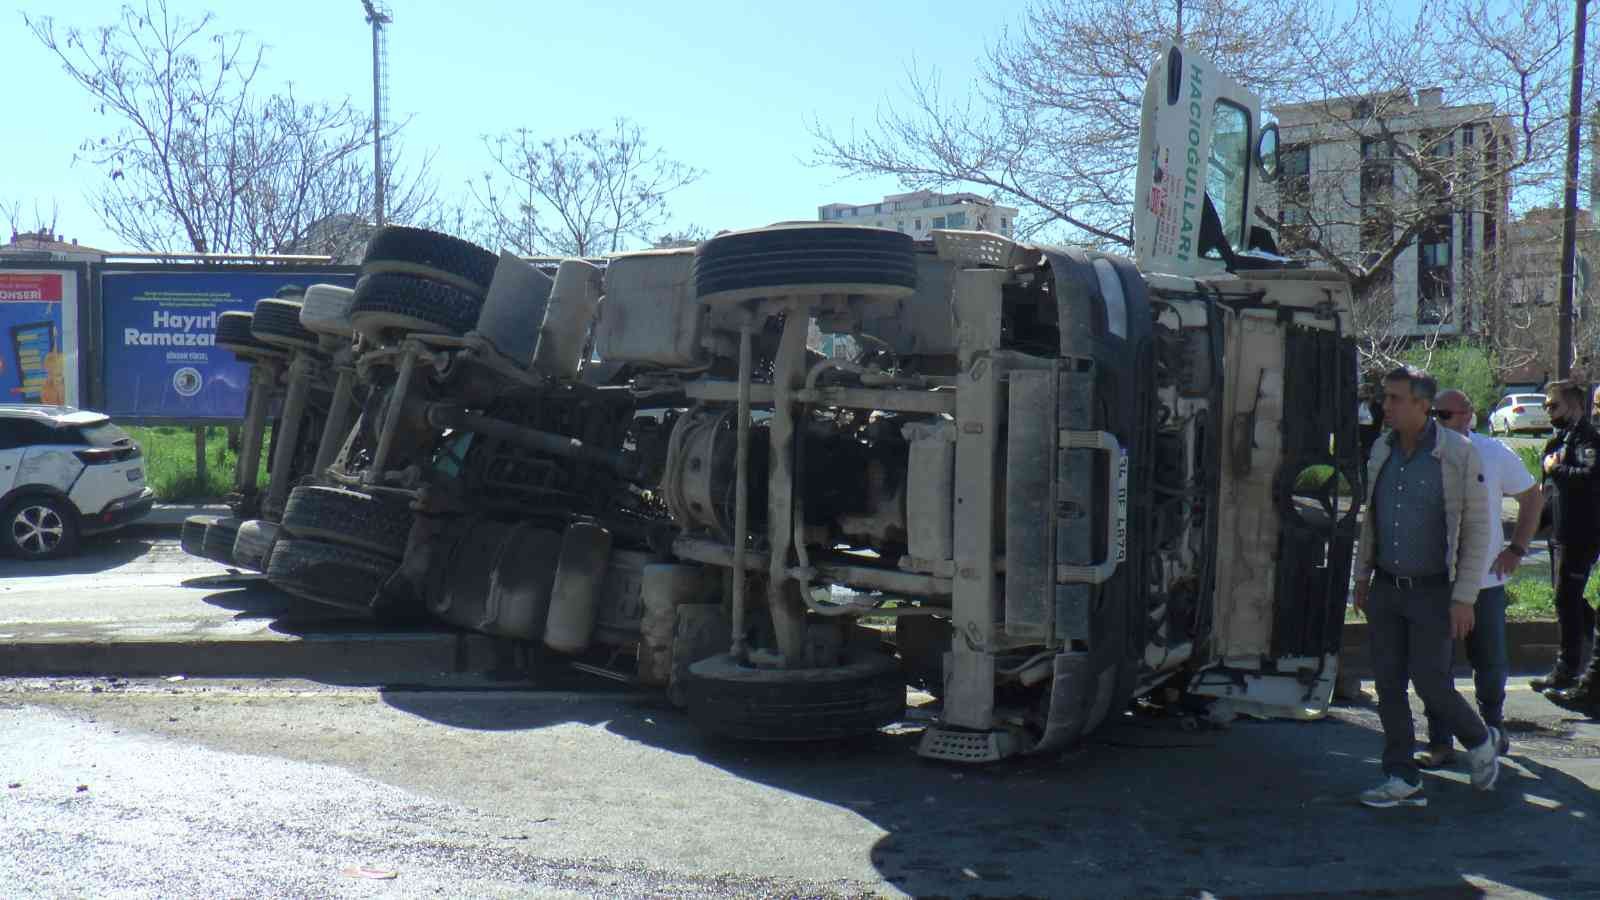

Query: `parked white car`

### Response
(1488, 393, 1552, 436)
(0, 405, 154, 560)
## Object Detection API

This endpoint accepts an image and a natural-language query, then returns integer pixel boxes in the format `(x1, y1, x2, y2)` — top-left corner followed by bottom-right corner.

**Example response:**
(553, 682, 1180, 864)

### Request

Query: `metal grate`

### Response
(931, 229, 1025, 269)
(916, 727, 1018, 763)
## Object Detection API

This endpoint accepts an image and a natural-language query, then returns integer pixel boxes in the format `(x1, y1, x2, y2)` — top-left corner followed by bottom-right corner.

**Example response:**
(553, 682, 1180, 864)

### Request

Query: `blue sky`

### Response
(0, 0, 1033, 251)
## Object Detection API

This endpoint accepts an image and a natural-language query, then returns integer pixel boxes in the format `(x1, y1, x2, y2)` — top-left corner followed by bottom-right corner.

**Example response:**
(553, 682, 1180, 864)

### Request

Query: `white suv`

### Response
(0, 405, 154, 560)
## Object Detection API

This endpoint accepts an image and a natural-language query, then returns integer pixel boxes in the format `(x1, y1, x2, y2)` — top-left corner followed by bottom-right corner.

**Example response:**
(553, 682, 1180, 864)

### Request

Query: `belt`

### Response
(1373, 568, 1450, 590)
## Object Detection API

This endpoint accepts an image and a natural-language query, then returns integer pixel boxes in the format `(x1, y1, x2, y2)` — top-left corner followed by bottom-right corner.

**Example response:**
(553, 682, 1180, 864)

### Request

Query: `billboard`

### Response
(0, 269, 80, 407)
(99, 268, 356, 420)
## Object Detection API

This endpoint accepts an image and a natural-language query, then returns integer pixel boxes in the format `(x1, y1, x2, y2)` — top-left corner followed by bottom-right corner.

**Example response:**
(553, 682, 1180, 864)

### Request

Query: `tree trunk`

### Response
(194, 427, 208, 490)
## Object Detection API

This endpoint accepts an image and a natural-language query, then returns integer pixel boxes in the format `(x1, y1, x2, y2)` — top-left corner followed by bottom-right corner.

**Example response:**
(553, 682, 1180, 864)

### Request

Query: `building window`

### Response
(896, 220, 904, 231)
(1461, 124, 1474, 147)
(914, 218, 921, 230)
(1278, 144, 1312, 251)
(1000, 217, 1009, 233)
(874, 204, 883, 214)
(1361, 138, 1395, 255)
(945, 211, 967, 228)
(932, 216, 946, 229)
(1462, 209, 1474, 260)
(1417, 214, 1454, 324)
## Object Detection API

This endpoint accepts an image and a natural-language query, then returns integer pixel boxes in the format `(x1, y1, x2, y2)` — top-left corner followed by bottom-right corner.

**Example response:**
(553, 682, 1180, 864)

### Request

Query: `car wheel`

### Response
(231, 519, 281, 571)
(265, 538, 398, 613)
(3, 496, 79, 560)
(200, 516, 244, 566)
(280, 485, 412, 560)
(252, 299, 321, 353)
(348, 272, 486, 344)
(693, 223, 917, 304)
(685, 651, 906, 741)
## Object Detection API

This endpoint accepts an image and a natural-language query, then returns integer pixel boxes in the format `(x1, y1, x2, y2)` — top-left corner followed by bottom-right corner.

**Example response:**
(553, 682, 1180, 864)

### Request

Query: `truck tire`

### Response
(200, 516, 243, 566)
(180, 515, 217, 558)
(348, 272, 485, 343)
(216, 312, 275, 358)
(693, 224, 916, 303)
(251, 299, 320, 353)
(360, 226, 498, 298)
(231, 519, 281, 571)
(280, 485, 412, 560)
(299, 284, 356, 339)
(685, 652, 906, 741)
(266, 538, 396, 612)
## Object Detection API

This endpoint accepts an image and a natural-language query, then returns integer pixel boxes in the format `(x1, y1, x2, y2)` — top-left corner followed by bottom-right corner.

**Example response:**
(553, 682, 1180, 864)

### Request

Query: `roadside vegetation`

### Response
(126, 426, 268, 502)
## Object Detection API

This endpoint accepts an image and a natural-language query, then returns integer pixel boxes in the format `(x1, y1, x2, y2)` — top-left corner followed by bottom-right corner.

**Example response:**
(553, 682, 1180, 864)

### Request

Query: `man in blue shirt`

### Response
(1352, 367, 1502, 808)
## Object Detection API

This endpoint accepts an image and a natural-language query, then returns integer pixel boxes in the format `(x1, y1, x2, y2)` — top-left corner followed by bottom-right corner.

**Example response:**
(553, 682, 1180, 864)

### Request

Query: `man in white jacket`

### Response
(1353, 367, 1502, 808)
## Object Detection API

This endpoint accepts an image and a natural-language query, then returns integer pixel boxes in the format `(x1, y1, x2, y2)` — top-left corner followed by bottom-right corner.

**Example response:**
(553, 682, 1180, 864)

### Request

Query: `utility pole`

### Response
(360, 1, 392, 228)
(1558, 0, 1588, 378)
(1176, 0, 1184, 43)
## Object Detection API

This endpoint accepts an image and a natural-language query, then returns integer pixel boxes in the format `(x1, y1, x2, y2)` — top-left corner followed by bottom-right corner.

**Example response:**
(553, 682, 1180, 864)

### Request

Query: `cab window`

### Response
(1208, 100, 1252, 253)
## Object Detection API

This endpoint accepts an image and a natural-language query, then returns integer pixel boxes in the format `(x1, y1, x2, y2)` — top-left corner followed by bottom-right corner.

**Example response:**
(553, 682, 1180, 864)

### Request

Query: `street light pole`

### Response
(1558, 0, 1588, 378)
(360, 1, 391, 229)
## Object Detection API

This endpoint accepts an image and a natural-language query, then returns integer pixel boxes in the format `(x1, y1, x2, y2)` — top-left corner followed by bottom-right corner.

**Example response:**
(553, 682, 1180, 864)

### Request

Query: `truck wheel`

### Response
(280, 485, 412, 560)
(360, 226, 499, 298)
(694, 223, 916, 303)
(216, 312, 276, 358)
(266, 538, 396, 612)
(200, 517, 243, 566)
(251, 299, 321, 353)
(231, 519, 281, 571)
(180, 515, 216, 558)
(298, 284, 357, 339)
(685, 652, 906, 741)
(3, 495, 79, 560)
(348, 272, 485, 343)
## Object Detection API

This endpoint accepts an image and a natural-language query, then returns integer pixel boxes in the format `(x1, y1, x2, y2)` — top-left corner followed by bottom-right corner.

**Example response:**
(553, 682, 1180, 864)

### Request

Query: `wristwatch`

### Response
(1508, 543, 1528, 558)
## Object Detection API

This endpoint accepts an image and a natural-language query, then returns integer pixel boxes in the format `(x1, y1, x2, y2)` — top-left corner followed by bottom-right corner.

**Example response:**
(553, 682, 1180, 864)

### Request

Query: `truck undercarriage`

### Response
(181, 43, 1362, 762)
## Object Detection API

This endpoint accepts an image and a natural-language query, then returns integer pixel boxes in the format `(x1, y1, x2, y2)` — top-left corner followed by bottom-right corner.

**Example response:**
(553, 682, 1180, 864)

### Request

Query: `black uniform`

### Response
(1542, 418, 1600, 679)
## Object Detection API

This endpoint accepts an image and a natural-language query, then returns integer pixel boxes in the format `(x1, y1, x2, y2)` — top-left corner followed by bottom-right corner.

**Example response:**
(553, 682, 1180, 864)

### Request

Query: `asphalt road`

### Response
(2, 528, 1599, 898)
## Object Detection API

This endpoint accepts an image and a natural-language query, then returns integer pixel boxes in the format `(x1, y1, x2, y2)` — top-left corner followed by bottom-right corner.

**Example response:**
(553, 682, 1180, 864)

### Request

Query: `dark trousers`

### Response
(1425, 585, 1508, 747)
(1550, 540, 1600, 669)
(1367, 579, 1489, 785)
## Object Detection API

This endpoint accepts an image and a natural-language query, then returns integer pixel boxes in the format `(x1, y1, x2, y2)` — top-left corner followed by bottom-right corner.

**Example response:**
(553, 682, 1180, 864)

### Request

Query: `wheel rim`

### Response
(12, 505, 64, 556)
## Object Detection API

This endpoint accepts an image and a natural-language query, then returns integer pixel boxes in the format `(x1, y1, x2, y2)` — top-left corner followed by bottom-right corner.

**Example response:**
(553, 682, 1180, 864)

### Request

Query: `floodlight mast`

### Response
(361, 1, 393, 228)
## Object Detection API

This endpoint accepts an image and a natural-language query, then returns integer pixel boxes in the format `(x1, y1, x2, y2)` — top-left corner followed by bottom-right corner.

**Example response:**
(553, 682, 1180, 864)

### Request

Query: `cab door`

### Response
(1133, 43, 1264, 279)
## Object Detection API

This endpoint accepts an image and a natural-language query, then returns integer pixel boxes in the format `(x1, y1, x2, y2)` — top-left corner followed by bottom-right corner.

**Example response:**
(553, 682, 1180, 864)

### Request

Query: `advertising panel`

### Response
(99, 268, 355, 420)
(0, 269, 80, 406)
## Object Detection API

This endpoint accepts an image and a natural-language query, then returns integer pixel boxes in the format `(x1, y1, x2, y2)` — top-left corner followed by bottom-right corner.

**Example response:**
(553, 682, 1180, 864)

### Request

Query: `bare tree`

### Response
(471, 118, 702, 257)
(1, 198, 61, 241)
(25, 0, 434, 256)
(809, 0, 1334, 247)
(1263, 0, 1572, 307)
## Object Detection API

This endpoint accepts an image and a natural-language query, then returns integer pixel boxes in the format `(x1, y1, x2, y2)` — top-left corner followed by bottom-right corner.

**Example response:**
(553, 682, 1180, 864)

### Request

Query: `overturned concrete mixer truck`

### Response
(182, 44, 1361, 761)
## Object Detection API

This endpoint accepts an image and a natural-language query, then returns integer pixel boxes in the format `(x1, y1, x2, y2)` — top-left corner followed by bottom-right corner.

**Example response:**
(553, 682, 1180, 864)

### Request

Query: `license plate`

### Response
(126, 468, 142, 482)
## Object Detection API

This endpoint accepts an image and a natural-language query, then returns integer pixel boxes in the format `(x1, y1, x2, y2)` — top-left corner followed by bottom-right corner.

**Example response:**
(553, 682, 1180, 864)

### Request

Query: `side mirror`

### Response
(1256, 123, 1281, 181)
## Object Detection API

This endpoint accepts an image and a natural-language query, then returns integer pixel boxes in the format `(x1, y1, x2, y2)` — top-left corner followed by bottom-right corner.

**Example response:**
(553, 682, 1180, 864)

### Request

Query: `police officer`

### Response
(1533, 381, 1600, 702)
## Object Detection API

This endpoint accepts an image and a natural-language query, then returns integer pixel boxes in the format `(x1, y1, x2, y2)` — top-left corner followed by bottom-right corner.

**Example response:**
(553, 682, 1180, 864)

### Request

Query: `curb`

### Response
(1340, 620, 1559, 678)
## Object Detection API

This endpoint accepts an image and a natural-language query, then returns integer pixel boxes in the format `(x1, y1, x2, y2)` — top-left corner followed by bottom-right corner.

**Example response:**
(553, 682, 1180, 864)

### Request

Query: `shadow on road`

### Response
(0, 533, 155, 577)
(379, 684, 1600, 898)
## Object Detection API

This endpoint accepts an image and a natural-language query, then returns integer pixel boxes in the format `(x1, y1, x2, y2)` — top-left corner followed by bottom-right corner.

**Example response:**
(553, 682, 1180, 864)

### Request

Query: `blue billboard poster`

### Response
(0, 270, 80, 406)
(99, 269, 355, 420)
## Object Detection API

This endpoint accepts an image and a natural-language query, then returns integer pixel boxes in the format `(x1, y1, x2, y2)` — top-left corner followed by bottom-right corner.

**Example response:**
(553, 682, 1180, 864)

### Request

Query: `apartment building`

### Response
(1260, 88, 1511, 338)
(817, 190, 1018, 240)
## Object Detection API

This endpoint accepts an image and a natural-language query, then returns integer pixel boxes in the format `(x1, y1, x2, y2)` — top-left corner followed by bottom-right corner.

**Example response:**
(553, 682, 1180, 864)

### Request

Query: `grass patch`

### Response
(1513, 443, 1543, 483)
(1503, 568, 1599, 622)
(126, 425, 269, 502)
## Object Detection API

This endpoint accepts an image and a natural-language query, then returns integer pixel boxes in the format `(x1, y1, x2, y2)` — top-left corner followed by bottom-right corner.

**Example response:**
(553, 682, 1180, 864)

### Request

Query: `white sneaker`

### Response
(1467, 727, 1501, 790)
(1359, 776, 1427, 808)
